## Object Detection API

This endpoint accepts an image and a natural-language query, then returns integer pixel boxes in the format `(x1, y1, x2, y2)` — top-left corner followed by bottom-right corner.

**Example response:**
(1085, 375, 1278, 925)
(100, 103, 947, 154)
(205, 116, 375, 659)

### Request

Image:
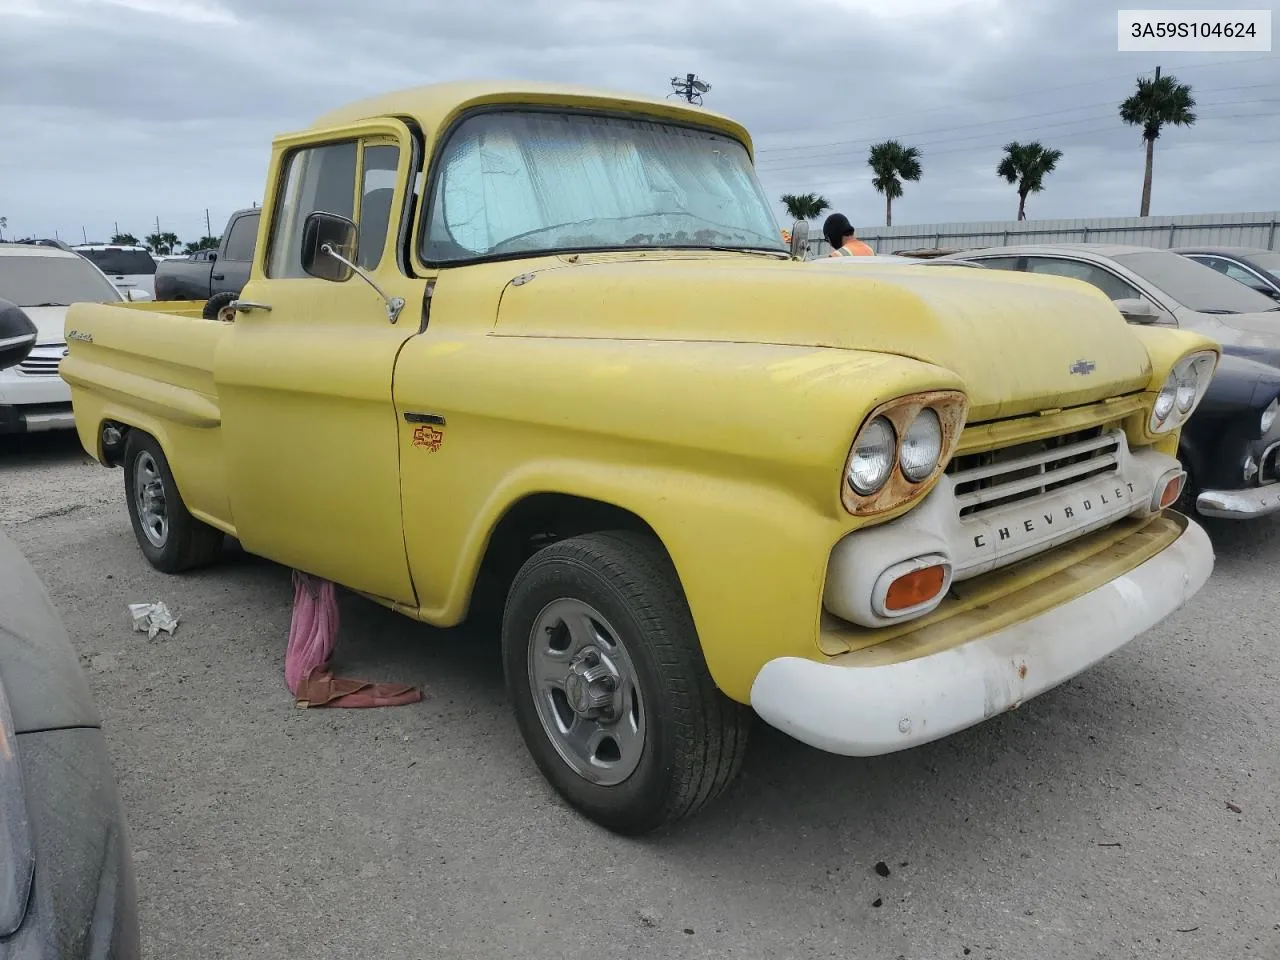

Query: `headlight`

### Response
(1262, 397, 1279, 434)
(841, 390, 968, 516)
(1149, 351, 1216, 433)
(900, 408, 943, 481)
(847, 416, 896, 495)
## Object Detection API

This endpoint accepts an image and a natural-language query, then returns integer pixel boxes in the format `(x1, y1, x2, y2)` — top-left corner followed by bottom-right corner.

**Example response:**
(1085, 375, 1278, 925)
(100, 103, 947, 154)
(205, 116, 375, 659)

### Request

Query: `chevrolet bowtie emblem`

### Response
(1070, 359, 1096, 376)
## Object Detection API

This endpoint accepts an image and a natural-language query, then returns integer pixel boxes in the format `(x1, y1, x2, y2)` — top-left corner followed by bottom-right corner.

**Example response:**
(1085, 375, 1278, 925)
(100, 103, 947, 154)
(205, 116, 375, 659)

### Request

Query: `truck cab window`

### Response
(222, 212, 259, 262)
(267, 140, 358, 278)
(357, 144, 400, 269)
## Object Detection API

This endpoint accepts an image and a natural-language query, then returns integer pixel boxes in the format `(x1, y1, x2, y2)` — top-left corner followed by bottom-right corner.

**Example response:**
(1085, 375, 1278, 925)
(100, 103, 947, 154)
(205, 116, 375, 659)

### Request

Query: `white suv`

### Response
(0, 244, 124, 434)
(70, 244, 157, 299)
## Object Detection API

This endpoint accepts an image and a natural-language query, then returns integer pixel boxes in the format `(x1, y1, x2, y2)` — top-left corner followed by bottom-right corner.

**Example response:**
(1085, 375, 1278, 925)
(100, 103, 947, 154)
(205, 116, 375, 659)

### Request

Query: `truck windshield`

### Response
(0, 256, 122, 306)
(424, 111, 785, 262)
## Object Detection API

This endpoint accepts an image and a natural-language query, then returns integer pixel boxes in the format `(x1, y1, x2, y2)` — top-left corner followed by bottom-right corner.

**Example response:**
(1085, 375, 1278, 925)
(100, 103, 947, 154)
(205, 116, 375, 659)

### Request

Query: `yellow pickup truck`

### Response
(62, 81, 1219, 834)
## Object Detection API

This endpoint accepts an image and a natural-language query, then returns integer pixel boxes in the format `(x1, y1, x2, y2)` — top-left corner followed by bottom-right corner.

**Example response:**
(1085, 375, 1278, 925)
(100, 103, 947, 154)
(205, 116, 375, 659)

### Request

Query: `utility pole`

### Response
(114, 221, 119, 237)
(81, 226, 87, 243)
(205, 208, 211, 236)
(669, 73, 711, 105)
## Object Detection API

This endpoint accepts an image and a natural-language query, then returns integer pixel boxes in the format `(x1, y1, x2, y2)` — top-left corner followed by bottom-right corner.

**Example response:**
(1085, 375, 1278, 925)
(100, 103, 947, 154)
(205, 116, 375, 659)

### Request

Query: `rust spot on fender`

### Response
(1017, 662, 1028, 680)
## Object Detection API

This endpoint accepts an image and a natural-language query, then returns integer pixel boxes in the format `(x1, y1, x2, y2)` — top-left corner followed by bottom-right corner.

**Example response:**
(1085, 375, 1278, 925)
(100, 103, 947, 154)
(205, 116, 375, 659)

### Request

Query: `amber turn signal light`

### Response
(1158, 472, 1185, 510)
(883, 564, 948, 612)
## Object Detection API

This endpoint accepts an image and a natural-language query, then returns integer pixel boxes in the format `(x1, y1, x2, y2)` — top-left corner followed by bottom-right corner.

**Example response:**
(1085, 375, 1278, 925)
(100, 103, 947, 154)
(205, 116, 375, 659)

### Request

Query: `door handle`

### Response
(231, 300, 272, 313)
(211, 273, 225, 280)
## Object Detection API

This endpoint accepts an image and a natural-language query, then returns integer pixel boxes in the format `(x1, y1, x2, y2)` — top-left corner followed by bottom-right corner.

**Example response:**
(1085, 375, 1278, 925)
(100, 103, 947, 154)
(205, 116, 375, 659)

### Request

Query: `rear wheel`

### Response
(502, 530, 750, 834)
(123, 432, 224, 573)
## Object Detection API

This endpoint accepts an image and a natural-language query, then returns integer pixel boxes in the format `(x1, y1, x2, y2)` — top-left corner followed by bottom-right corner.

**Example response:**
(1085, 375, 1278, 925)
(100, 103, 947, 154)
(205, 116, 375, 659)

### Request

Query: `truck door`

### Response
(214, 119, 427, 604)
(212, 210, 259, 297)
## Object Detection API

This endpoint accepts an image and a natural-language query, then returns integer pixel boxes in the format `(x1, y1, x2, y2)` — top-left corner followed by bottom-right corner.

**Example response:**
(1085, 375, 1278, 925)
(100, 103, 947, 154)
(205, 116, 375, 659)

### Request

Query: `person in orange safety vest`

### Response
(822, 213, 874, 257)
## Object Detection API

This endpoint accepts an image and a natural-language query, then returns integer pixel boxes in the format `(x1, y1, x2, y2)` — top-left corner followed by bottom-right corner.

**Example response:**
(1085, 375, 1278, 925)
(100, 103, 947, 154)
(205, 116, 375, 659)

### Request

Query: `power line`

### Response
(756, 110, 1278, 175)
(756, 104, 1278, 172)
(750, 54, 1276, 140)
(755, 87, 1277, 158)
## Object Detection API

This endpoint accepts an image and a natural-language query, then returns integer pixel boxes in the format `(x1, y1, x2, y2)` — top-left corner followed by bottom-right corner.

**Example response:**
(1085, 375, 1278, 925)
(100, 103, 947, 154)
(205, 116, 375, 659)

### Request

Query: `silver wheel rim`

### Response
(527, 598, 646, 786)
(133, 452, 169, 549)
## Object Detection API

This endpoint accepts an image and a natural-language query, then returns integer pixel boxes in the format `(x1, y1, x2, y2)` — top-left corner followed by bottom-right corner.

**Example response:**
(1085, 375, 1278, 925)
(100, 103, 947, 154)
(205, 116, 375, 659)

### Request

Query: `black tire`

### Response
(1175, 461, 1198, 515)
(502, 530, 750, 834)
(201, 291, 237, 321)
(123, 432, 224, 573)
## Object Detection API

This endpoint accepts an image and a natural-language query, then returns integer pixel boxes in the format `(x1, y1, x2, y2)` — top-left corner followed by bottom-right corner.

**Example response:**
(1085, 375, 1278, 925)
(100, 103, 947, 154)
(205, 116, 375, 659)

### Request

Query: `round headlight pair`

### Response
(847, 408, 943, 495)
(1150, 351, 1217, 433)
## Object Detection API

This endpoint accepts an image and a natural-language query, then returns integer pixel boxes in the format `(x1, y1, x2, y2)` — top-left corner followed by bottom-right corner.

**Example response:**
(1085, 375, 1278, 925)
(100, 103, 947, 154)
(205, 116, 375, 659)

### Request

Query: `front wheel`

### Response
(502, 531, 750, 834)
(123, 432, 224, 573)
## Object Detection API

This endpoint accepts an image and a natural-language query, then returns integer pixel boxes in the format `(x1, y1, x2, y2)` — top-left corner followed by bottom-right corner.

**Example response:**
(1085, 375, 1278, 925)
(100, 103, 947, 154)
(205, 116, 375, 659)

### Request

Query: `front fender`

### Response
(433, 459, 847, 704)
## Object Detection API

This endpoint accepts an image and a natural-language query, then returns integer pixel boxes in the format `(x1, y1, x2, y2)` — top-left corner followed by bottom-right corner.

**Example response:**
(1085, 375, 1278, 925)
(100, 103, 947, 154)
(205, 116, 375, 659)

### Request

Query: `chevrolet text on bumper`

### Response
(753, 515, 1212, 755)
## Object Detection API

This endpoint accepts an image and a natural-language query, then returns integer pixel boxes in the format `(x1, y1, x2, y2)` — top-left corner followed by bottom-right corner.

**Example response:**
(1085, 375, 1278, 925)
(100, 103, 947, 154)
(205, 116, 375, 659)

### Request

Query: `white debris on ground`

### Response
(128, 601, 179, 639)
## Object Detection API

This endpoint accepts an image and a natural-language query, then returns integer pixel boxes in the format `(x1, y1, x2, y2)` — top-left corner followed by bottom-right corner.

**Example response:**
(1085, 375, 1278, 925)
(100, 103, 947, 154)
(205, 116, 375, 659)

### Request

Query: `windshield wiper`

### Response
(708, 246, 789, 258)
(1200, 308, 1238, 315)
(24, 302, 69, 307)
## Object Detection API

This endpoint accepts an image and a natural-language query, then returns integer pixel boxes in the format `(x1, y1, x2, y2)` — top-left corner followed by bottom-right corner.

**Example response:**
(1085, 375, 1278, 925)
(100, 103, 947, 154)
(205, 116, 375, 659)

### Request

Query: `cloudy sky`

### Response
(1, 0, 1276, 245)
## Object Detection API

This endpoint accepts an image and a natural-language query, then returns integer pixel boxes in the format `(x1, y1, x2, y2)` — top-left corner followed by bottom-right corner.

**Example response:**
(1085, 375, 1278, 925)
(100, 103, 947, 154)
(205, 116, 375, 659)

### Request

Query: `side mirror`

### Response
(1113, 297, 1162, 324)
(301, 211, 357, 282)
(788, 220, 810, 261)
(0, 299, 38, 371)
(208, 251, 217, 263)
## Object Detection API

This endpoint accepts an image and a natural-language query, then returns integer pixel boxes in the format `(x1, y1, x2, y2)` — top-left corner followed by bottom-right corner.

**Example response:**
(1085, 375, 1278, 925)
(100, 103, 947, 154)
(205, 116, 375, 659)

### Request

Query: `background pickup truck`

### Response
(62, 80, 1219, 835)
(152, 207, 259, 307)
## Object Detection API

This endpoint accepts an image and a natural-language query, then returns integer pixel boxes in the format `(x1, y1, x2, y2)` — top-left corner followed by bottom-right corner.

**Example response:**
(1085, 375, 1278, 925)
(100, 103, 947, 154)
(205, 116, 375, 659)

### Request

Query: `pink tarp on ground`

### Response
(285, 571, 422, 709)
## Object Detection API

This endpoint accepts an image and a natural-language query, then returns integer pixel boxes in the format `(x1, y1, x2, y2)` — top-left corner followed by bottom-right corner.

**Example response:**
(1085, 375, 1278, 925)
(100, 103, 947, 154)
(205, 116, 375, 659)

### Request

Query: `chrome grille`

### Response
(947, 427, 1122, 519)
(16, 347, 65, 378)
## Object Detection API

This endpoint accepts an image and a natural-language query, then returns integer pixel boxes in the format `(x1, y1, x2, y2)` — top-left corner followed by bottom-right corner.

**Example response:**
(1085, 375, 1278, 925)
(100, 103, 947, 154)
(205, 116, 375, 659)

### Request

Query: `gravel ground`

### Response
(3, 430, 1278, 960)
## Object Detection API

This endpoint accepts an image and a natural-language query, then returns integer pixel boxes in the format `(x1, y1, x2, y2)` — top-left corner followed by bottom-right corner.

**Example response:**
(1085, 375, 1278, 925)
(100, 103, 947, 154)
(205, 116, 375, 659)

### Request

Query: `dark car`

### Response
(1174, 247, 1280, 303)
(153, 207, 259, 309)
(0, 301, 140, 958)
(1178, 351, 1280, 519)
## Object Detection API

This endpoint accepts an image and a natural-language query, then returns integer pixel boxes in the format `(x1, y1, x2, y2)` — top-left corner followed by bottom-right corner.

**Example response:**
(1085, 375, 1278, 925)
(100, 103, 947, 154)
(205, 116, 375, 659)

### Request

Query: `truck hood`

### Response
(22, 306, 68, 346)
(494, 257, 1153, 421)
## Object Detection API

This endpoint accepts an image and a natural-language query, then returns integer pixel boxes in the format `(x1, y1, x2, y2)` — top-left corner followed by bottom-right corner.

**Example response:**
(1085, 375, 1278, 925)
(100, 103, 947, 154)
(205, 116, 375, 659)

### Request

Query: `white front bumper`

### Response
(750, 518, 1213, 757)
(0, 344, 74, 432)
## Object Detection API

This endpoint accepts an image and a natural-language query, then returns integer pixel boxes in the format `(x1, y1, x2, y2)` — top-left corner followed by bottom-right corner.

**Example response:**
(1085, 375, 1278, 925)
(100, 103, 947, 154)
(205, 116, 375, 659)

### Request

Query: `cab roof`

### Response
(309, 79, 756, 158)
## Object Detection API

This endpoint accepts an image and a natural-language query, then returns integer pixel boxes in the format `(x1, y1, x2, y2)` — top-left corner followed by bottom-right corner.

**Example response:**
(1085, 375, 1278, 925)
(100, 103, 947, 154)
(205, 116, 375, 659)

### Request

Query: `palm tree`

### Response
(867, 140, 922, 227)
(780, 193, 831, 221)
(111, 232, 139, 245)
(1119, 70, 1196, 217)
(997, 142, 1063, 221)
(145, 232, 180, 254)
